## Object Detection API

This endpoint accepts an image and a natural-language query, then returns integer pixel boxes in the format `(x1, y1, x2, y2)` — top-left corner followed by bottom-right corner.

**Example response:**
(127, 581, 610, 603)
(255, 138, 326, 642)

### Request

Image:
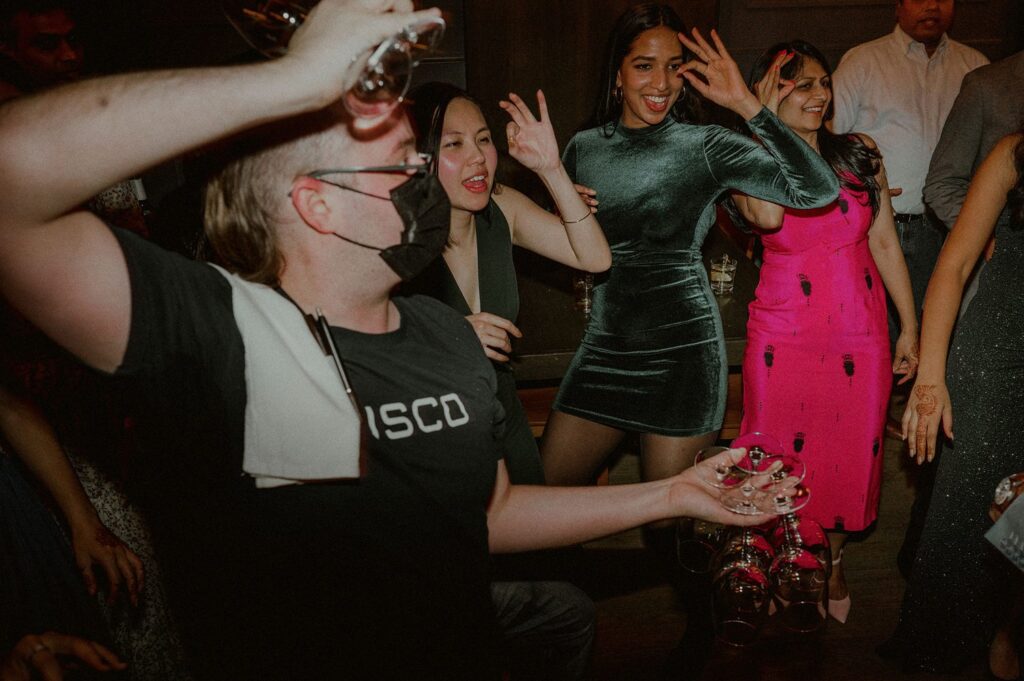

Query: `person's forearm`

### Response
(0, 389, 99, 528)
(488, 479, 673, 553)
(536, 164, 611, 272)
(870, 238, 917, 333)
(0, 62, 324, 228)
(916, 260, 965, 382)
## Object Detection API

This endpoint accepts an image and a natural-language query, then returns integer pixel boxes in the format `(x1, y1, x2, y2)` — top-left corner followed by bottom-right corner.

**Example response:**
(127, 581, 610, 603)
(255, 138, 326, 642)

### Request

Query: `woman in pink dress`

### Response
(730, 41, 918, 622)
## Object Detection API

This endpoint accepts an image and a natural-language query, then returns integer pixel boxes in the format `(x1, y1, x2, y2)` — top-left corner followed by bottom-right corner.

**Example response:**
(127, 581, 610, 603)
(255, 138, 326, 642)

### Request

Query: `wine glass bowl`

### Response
(222, 0, 446, 118)
(731, 431, 785, 465)
(693, 446, 748, 491)
(768, 545, 829, 632)
(712, 562, 772, 646)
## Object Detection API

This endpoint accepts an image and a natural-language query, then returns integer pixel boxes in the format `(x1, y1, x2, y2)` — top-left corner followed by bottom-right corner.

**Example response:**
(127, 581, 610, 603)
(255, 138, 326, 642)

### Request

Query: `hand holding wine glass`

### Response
(224, 0, 445, 118)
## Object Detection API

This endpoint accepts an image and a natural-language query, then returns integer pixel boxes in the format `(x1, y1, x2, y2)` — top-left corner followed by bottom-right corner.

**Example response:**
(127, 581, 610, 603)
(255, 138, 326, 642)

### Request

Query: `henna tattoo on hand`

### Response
(914, 384, 938, 417)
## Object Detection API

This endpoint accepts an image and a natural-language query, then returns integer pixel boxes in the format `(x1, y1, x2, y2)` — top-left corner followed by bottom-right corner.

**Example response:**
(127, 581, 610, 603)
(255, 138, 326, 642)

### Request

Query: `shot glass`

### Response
(709, 253, 737, 295)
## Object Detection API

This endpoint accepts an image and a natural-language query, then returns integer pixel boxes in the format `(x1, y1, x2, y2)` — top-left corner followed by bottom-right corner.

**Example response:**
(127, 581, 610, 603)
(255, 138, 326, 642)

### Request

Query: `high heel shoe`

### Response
(827, 551, 851, 623)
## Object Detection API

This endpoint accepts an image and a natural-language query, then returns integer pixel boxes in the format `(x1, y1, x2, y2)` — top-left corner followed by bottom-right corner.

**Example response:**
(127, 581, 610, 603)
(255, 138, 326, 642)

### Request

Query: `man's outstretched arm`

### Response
(0, 0, 439, 372)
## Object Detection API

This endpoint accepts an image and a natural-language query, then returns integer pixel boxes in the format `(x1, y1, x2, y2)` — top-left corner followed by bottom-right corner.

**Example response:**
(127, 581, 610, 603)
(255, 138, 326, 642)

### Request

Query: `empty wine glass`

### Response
(710, 526, 776, 576)
(676, 520, 727, 574)
(767, 490, 830, 633)
(223, 0, 446, 118)
(731, 431, 784, 465)
(712, 561, 771, 646)
(694, 445, 767, 516)
(751, 455, 809, 516)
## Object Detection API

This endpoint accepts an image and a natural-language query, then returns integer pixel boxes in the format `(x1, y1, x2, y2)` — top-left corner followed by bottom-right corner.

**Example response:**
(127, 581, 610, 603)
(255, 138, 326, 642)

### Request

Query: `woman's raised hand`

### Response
(466, 312, 523, 363)
(499, 90, 561, 174)
(753, 50, 796, 115)
(901, 381, 953, 465)
(678, 28, 762, 120)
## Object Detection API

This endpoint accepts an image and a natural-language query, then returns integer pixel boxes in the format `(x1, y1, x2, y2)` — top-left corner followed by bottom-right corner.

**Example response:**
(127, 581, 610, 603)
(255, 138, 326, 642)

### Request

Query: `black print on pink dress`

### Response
(872, 437, 880, 457)
(794, 432, 805, 453)
(764, 345, 775, 368)
(864, 267, 873, 290)
(843, 354, 855, 378)
(838, 196, 849, 214)
(799, 274, 811, 298)
(834, 516, 846, 532)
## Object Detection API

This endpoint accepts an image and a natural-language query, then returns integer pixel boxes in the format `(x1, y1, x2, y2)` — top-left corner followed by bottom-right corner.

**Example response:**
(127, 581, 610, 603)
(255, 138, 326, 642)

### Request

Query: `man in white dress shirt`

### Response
(831, 0, 988, 581)
(832, 0, 987, 333)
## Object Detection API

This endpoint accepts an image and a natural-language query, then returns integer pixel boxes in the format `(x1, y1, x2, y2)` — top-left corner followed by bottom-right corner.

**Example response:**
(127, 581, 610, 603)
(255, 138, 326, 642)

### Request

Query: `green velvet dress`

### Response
(404, 199, 545, 485)
(554, 108, 839, 435)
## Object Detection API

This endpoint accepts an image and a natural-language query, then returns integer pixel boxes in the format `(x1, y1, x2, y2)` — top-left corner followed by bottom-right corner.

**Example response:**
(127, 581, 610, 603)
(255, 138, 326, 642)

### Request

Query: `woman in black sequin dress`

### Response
(887, 130, 1024, 675)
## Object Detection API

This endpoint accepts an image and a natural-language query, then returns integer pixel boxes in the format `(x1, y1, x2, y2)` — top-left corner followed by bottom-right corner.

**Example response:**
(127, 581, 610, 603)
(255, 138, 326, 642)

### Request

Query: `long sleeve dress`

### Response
(741, 186, 889, 532)
(553, 108, 839, 435)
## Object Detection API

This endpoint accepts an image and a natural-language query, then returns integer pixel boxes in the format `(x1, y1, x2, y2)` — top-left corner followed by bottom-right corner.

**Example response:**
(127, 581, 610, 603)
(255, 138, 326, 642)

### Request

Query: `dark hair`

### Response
(1009, 127, 1024, 229)
(587, 3, 701, 134)
(748, 40, 882, 218)
(407, 81, 484, 176)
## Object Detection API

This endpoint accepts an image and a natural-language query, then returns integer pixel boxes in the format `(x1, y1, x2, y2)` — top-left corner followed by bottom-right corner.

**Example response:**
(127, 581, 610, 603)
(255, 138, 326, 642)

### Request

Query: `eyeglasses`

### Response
(223, 1, 445, 119)
(307, 152, 433, 179)
(287, 152, 431, 198)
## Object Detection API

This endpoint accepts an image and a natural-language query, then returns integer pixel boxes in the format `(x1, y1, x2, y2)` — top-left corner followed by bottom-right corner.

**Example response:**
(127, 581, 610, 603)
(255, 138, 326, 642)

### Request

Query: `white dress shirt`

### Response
(832, 26, 988, 215)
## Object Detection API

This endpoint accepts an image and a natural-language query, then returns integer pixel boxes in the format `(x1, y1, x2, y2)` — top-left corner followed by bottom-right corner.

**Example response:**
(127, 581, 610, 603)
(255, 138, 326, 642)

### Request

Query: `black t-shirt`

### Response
(112, 228, 504, 679)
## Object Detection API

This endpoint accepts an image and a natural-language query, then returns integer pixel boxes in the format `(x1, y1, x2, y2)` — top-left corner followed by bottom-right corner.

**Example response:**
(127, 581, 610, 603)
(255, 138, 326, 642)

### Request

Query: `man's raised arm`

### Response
(0, 0, 438, 372)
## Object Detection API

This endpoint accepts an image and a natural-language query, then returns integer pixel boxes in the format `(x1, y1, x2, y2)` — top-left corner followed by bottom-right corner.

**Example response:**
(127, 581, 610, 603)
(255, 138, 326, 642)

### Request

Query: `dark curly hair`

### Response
(747, 40, 882, 219)
(587, 3, 701, 134)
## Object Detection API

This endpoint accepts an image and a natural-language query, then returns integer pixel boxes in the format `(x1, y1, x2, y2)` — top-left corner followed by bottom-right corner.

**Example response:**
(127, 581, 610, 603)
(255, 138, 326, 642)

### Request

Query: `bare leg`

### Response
(828, 532, 849, 600)
(639, 431, 718, 530)
(539, 411, 626, 486)
(640, 431, 718, 681)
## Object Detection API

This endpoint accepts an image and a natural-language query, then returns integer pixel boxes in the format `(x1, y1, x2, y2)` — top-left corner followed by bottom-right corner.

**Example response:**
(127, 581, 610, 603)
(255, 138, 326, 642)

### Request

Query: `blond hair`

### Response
(203, 105, 350, 286)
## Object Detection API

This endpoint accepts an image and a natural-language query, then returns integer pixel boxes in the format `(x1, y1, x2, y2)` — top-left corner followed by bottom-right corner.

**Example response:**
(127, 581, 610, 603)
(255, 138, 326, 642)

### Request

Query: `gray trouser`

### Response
(492, 580, 596, 680)
(888, 213, 946, 345)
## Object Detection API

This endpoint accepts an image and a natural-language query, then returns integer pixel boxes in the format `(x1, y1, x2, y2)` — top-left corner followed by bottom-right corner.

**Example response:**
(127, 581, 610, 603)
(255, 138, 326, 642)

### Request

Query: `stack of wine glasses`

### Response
(691, 432, 832, 645)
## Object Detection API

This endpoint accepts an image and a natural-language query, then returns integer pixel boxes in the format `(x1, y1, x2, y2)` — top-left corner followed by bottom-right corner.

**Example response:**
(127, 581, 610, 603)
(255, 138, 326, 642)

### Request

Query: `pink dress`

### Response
(740, 186, 890, 532)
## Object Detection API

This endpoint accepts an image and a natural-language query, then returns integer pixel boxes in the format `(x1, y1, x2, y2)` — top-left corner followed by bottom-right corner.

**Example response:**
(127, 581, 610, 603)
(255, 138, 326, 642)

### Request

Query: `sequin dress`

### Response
(887, 216, 1024, 671)
(553, 109, 839, 435)
(741, 186, 890, 532)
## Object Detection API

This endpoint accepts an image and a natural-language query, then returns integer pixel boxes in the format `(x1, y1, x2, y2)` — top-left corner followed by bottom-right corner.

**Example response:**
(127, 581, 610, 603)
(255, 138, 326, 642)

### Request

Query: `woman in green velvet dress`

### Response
(405, 83, 611, 486)
(540, 5, 839, 489)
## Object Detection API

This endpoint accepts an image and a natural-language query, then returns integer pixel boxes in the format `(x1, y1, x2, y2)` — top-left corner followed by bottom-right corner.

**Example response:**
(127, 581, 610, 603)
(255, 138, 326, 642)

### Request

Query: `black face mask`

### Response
(330, 173, 451, 281)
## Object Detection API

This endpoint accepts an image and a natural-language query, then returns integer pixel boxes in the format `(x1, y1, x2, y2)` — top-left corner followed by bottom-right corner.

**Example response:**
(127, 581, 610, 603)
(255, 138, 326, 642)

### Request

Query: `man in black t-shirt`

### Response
(0, 2, 763, 678)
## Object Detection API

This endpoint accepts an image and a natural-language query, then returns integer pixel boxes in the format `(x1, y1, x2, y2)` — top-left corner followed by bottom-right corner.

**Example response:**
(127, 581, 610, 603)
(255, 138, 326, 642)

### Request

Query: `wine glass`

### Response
(223, 0, 446, 118)
(676, 519, 727, 574)
(694, 446, 765, 516)
(731, 431, 784, 465)
(705, 522, 776, 644)
(766, 488, 830, 633)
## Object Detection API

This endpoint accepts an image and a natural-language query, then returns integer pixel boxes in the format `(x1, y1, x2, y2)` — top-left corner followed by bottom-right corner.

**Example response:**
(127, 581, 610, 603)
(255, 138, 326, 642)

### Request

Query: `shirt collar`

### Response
(892, 24, 949, 58)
